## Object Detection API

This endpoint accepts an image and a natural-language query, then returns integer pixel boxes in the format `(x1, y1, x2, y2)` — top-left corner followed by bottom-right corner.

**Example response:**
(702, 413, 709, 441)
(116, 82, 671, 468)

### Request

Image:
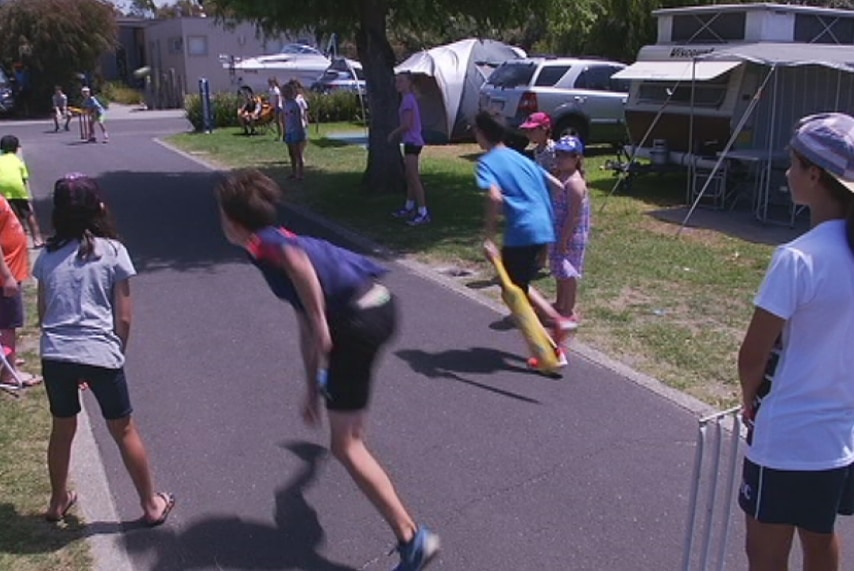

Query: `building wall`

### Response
(100, 19, 149, 85)
(145, 18, 302, 96)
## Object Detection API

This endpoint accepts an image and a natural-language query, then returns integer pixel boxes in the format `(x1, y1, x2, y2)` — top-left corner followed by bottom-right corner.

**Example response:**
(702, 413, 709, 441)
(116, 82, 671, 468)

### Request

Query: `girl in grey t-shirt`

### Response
(33, 174, 175, 526)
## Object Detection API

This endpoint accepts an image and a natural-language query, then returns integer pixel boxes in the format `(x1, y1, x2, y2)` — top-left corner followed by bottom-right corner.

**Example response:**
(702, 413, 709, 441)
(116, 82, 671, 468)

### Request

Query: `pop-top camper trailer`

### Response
(613, 3, 854, 222)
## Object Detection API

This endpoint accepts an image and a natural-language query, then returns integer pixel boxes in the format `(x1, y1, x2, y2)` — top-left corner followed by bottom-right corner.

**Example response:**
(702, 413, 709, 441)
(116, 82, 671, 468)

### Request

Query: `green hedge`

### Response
(185, 90, 367, 131)
(304, 91, 367, 123)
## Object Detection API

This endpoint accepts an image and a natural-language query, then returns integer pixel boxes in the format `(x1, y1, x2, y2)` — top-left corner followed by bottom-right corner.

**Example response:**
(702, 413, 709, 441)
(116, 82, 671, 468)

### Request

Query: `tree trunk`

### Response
(356, 0, 404, 194)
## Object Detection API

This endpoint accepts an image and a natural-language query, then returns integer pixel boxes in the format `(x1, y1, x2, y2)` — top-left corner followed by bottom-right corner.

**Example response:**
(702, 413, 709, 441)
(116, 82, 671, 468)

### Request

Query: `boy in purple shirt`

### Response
(216, 169, 439, 571)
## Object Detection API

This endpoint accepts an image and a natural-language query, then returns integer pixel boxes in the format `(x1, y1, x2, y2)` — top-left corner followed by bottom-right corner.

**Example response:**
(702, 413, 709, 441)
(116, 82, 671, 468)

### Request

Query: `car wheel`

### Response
(555, 117, 588, 144)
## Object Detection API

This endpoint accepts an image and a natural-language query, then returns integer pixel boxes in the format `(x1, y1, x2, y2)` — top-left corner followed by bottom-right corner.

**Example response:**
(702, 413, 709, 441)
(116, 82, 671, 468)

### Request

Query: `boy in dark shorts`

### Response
(215, 169, 439, 571)
(0, 135, 44, 247)
(472, 111, 574, 357)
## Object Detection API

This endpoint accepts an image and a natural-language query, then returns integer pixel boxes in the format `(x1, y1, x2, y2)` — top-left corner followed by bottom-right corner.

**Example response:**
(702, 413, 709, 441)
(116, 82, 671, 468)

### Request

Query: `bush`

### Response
(305, 90, 367, 124)
(184, 90, 367, 131)
(185, 92, 242, 131)
(101, 81, 143, 105)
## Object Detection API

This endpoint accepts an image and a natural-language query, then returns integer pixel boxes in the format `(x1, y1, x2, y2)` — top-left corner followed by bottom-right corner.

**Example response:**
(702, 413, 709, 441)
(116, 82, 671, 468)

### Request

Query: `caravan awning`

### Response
(697, 43, 854, 73)
(611, 60, 741, 82)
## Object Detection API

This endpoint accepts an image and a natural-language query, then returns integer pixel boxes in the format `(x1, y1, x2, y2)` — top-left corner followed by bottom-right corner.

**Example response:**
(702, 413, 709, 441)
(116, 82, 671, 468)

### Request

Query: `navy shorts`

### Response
(0, 285, 24, 329)
(738, 458, 854, 534)
(501, 244, 547, 292)
(42, 360, 133, 420)
(9, 198, 32, 218)
(324, 285, 396, 412)
(403, 144, 423, 156)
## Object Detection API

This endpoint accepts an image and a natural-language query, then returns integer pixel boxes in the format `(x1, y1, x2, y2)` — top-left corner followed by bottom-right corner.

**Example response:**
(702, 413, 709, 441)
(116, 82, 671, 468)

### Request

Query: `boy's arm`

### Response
(274, 244, 331, 358)
(484, 184, 502, 243)
(0, 244, 18, 297)
(296, 313, 318, 393)
(113, 279, 132, 352)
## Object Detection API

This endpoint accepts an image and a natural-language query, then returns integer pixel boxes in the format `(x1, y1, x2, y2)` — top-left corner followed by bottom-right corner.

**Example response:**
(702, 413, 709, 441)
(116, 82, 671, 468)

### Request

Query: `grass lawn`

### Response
(0, 282, 92, 571)
(170, 122, 782, 408)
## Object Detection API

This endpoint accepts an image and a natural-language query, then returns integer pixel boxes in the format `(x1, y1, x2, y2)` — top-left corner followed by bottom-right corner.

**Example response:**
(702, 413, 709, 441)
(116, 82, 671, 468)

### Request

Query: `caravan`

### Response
(616, 3, 854, 165)
(613, 3, 854, 222)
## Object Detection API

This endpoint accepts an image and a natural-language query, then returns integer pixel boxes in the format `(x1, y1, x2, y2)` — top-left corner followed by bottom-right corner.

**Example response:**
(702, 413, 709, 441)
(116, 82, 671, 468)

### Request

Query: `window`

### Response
(575, 66, 620, 91)
(638, 73, 730, 108)
(486, 62, 537, 88)
(187, 36, 208, 57)
(794, 14, 854, 44)
(672, 12, 746, 43)
(534, 65, 571, 87)
(167, 37, 183, 54)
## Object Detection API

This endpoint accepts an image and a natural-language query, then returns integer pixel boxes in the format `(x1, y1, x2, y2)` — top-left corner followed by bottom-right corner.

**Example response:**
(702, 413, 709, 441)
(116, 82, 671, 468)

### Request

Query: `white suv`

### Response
(479, 57, 629, 147)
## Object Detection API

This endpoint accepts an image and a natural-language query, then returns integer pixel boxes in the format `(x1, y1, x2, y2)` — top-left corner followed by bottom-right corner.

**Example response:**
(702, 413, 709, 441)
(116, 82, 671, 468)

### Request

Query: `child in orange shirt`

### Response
(0, 192, 38, 385)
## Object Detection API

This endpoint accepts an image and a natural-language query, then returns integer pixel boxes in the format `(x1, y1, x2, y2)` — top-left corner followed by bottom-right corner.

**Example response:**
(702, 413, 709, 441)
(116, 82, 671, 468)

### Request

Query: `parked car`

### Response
(310, 58, 366, 96)
(0, 68, 15, 114)
(478, 57, 629, 148)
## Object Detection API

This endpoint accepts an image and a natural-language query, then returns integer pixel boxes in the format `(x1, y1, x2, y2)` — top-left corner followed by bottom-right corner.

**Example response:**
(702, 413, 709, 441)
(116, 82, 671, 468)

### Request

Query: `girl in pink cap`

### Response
(520, 112, 557, 175)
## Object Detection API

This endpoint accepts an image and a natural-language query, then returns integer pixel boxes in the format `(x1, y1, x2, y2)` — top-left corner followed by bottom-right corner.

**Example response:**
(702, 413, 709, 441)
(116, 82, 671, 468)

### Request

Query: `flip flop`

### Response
(20, 373, 43, 387)
(144, 492, 175, 527)
(45, 490, 77, 522)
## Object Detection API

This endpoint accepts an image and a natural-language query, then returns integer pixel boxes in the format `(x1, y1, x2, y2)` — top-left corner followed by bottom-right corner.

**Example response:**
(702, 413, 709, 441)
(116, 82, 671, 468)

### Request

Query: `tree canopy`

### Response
(204, 0, 549, 193)
(0, 0, 116, 111)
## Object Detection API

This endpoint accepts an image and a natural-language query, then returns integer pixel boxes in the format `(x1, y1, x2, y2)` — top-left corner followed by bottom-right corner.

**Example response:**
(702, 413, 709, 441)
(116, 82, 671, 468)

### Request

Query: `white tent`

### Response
(395, 38, 525, 144)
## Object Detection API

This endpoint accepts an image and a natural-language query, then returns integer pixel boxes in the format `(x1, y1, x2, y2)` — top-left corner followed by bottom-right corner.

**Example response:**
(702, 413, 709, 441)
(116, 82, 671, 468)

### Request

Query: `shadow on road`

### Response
(395, 346, 545, 404)
(121, 441, 357, 571)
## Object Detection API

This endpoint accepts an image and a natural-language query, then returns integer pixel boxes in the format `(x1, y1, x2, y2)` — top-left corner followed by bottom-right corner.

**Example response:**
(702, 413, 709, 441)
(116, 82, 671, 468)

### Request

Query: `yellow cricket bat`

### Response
(488, 253, 563, 373)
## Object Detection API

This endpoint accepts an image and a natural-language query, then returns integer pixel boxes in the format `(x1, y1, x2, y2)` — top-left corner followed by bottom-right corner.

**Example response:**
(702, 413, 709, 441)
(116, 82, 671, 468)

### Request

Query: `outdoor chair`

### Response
(0, 345, 25, 393)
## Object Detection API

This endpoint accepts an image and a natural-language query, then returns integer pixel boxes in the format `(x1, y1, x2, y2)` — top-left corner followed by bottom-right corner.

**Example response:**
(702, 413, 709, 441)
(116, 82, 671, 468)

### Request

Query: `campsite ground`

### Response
(170, 122, 800, 407)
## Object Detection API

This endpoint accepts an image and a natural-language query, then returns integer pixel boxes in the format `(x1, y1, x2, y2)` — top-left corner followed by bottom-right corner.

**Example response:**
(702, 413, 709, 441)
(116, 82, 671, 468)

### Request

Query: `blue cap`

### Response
(554, 135, 584, 155)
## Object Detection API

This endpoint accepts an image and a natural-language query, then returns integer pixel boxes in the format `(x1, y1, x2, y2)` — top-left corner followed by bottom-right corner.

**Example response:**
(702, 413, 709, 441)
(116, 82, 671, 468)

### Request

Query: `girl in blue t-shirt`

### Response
(34, 174, 174, 526)
(215, 169, 439, 570)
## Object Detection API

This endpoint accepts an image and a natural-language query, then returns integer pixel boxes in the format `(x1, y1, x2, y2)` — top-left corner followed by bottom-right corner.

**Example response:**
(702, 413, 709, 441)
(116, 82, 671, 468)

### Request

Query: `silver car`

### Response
(479, 57, 629, 147)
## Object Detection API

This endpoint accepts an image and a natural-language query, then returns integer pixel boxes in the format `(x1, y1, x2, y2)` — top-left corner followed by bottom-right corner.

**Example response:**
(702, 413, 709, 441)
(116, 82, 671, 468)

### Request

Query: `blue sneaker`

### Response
(392, 526, 440, 571)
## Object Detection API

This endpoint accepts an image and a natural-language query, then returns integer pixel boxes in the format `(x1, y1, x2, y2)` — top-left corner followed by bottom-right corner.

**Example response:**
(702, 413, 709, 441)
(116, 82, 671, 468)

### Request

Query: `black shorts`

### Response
(738, 458, 854, 534)
(9, 198, 31, 218)
(0, 285, 24, 329)
(403, 144, 423, 156)
(42, 360, 133, 420)
(325, 285, 396, 412)
(501, 244, 547, 292)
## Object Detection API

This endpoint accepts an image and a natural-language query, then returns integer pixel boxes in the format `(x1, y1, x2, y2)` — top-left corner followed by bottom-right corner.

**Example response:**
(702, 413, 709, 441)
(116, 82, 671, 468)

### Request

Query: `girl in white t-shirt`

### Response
(267, 77, 284, 140)
(737, 113, 854, 570)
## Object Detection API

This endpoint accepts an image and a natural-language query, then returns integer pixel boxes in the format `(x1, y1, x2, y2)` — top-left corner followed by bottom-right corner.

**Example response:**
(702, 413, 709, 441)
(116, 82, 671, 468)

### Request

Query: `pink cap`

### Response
(520, 112, 551, 130)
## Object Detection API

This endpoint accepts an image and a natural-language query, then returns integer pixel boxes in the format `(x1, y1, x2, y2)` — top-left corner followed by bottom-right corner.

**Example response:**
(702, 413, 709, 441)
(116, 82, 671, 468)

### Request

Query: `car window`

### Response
(487, 62, 537, 88)
(574, 65, 620, 91)
(534, 65, 571, 87)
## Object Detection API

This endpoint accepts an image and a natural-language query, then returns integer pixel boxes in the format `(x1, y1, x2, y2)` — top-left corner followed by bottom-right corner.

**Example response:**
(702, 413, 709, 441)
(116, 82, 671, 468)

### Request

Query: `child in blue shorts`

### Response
(283, 83, 306, 180)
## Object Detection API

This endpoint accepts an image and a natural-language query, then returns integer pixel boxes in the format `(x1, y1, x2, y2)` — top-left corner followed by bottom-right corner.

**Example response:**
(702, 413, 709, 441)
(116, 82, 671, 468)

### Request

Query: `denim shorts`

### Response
(42, 360, 133, 420)
(285, 131, 306, 145)
(0, 286, 24, 329)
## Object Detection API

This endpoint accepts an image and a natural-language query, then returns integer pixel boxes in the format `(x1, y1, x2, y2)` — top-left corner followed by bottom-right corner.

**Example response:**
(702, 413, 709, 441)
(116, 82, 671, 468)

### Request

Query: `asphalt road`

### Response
(14, 116, 849, 570)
